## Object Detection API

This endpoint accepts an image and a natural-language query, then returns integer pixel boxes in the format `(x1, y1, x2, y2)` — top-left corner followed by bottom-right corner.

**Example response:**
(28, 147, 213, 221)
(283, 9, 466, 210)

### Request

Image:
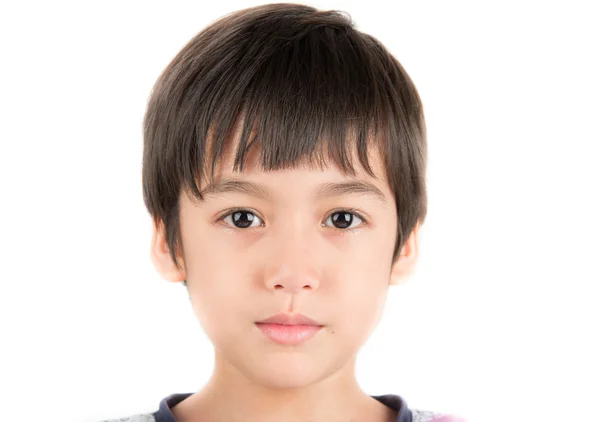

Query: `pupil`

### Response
(332, 212, 352, 229)
(233, 211, 254, 228)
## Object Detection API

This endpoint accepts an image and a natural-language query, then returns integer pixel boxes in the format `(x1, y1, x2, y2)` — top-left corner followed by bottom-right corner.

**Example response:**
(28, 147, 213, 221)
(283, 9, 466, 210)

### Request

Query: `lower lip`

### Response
(255, 323, 323, 345)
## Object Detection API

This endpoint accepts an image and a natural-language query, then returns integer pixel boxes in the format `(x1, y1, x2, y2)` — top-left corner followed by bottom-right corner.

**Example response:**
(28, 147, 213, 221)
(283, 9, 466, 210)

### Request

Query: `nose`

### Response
(266, 264, 321, 294)
(263, 227, 321, 294)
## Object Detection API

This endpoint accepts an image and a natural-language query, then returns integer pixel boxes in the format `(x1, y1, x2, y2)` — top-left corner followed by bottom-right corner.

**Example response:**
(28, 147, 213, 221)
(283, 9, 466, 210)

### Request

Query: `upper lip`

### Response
(256, 313, 323, 326)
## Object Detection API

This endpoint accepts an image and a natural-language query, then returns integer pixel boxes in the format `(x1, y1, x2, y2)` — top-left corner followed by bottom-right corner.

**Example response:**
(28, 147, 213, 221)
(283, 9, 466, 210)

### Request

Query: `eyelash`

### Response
(216, 207, 369, 233)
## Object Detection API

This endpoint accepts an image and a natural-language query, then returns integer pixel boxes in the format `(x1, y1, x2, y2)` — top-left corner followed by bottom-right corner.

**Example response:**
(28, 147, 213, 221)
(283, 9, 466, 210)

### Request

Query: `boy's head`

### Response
(143, 3, 426, 388)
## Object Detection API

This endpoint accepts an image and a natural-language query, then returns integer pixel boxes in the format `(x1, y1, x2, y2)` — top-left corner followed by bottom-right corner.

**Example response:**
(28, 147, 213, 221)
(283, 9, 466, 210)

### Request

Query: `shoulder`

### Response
(100, 405, 466, 422)
(411, 408, 467, 422)
(98, 413, 156, 422)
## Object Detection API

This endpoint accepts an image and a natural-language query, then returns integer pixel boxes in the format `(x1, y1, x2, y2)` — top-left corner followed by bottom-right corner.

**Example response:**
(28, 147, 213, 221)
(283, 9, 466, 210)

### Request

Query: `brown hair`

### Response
(142, 3, 428, 274)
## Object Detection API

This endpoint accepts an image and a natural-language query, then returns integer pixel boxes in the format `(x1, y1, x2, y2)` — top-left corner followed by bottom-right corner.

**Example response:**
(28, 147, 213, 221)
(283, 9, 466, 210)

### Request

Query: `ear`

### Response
(150, 219, 187, 283)
(389, 223, 420, 286)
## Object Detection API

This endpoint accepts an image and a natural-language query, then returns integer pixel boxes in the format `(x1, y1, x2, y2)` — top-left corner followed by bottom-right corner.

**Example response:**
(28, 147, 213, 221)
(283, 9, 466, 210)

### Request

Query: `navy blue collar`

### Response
(153, 392, 412, 422)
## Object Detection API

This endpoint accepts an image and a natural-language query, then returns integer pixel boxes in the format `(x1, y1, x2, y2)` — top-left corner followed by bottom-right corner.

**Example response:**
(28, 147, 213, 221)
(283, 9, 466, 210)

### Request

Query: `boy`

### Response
(105, 3, 464, 422)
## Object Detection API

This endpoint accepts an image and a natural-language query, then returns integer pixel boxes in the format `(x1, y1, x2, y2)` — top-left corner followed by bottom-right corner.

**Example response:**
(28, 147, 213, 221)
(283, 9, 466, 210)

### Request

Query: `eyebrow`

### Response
(200, 178, 388, 205)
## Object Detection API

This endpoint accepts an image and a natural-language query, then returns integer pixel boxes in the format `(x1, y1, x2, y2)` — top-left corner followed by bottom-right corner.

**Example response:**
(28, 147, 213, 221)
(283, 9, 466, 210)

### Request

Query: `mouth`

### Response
(255, 312, 324, 345)
(256, 312, 322, 326)
(255, 322, 323, 345)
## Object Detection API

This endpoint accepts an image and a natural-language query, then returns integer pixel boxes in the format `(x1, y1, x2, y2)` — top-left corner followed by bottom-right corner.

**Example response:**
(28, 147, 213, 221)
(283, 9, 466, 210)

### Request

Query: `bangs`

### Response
(165, 24, 398, 202)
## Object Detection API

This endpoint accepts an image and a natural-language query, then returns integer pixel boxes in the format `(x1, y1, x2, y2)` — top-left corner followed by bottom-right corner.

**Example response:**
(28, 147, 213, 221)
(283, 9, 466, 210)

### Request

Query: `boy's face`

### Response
(151, 136, 419, 389)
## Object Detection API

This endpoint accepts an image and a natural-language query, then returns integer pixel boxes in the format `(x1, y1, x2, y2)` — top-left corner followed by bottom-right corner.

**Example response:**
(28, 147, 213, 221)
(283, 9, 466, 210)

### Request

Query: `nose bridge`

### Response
(264, 212, 321, 293)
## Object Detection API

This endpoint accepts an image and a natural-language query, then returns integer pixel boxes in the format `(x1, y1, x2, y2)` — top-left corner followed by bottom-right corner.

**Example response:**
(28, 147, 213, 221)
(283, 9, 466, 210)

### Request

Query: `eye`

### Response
(218, 208, 366, 231)
(221, 209, 264, 229)
(323, 210, 365, 230)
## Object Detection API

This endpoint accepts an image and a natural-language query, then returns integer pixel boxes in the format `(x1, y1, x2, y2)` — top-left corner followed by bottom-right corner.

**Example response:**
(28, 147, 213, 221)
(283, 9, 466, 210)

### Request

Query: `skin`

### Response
(151, 134, 420, 422)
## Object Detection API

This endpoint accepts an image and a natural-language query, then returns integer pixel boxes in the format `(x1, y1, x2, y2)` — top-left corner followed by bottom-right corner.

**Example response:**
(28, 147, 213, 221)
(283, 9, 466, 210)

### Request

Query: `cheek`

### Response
(347, 276, 389, 321)
(329, 260, 391, 339)
(188, 279, 249, 350)
(185, 246, 252, 338)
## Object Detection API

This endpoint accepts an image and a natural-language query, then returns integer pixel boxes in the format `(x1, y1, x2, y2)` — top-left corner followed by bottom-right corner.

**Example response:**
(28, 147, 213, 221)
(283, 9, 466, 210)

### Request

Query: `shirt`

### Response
(100, 392, 466, 421)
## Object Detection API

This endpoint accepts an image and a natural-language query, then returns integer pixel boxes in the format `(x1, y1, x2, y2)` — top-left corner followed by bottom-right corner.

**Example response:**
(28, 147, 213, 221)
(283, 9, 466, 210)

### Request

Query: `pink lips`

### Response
(255, 313, 324, 345)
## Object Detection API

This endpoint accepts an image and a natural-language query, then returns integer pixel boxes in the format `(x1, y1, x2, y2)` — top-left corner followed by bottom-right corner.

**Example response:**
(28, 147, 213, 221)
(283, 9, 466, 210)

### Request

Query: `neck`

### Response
(171, 349, 395, 422)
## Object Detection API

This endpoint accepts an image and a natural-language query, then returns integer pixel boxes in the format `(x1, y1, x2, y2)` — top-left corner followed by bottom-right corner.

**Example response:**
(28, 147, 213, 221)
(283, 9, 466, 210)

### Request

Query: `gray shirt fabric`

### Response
(100, 391, 464, 421)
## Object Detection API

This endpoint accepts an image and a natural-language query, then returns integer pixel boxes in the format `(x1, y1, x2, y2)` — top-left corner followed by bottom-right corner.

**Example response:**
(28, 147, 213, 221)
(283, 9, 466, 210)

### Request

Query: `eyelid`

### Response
(216, 207, 265, 227)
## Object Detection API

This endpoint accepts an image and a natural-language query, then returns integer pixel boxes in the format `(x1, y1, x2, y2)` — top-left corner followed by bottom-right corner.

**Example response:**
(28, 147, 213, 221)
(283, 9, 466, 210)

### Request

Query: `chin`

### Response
(255, 373, 322, 390)
(243, 358, 330, 389)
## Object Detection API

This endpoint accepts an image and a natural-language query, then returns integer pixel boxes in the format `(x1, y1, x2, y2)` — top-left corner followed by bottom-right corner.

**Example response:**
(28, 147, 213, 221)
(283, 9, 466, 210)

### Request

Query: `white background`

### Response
(1, 1, 598, 421)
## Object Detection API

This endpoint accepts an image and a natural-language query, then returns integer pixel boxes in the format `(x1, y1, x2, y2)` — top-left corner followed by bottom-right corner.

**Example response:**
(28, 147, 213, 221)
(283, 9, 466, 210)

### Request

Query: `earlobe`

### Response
(389, 223, 420, 286)
(150, 219, 187, 283)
